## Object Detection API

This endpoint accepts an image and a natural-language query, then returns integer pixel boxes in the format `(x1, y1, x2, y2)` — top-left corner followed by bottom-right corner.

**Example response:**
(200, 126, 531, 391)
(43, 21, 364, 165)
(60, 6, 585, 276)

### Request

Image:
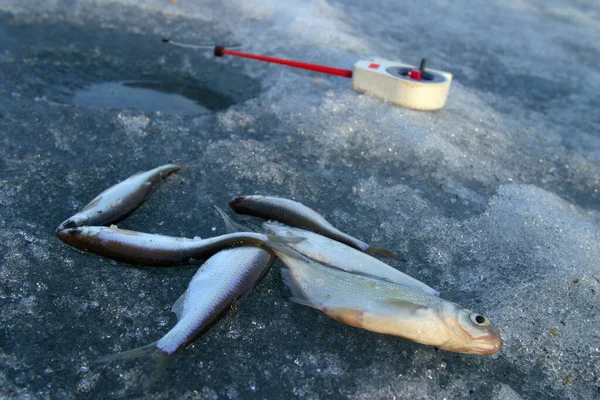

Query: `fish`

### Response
(98, 247, 274, 387)
(56, 164, 181, 233)
(275, 249, 502, 355)
(263, 221, 439, 296)
(58, 225, 299, 266)
(229, 195, 402, 260)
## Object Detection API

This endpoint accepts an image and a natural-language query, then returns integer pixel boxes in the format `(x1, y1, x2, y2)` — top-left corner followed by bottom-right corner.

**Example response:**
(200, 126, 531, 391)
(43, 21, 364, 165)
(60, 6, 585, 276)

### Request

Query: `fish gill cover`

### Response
(0, 0, 599, 399)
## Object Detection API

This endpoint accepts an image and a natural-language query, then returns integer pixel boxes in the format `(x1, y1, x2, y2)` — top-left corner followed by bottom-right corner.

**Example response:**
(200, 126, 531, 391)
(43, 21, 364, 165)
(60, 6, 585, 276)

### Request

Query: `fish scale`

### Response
(286, 255, 440, 308)
(264, 221, 439, 296)
(276, 248, 503, 355)
(229, 195, 370, 251)
(157, 247, 273, 354)
(56, 164, 180, 232)
(58, 225, 294, 266)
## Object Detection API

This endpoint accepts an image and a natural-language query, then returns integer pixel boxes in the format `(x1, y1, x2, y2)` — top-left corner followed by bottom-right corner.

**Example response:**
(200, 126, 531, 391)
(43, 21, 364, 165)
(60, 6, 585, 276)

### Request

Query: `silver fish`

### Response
(98, 247, 274, 386)
(229, 195, 401, 259)
(58, 225, 297, 266)
(56, 164, 180, 233)
(264, 221, 439, 296)
(276, 249, 502, 355)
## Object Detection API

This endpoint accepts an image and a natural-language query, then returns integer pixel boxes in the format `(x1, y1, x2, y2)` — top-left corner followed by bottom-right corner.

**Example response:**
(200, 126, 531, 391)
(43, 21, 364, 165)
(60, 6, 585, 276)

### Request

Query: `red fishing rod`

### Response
(162, 39, 353, 78)
(161, 39, 453, 111)
(212, 46, 353, 78)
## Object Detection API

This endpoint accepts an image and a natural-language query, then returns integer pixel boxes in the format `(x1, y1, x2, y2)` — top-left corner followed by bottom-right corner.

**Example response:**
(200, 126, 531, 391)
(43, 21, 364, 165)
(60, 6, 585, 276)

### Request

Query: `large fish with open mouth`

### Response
(98, 246, 274, 387)
(229, 195, 402, 260)
(274, 248, 502, 355)
(56, 164, 181, 233)
(58, 225, 299, 266)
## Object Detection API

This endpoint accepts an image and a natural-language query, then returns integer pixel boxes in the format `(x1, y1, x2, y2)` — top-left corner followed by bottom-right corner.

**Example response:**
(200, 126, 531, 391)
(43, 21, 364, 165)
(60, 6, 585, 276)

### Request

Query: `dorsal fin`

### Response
(214, 206, 252, 233)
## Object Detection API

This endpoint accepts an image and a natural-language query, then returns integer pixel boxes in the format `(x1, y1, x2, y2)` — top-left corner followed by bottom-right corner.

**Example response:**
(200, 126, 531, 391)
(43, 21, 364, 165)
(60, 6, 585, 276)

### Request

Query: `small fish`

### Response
(58, 225, 297, 266)
(98, 247, 274, 387)
(229, 195, 402, 260)
(56, 164, 181, 233)
(276, 249, 502, 355)
(264, 221, 439, 296)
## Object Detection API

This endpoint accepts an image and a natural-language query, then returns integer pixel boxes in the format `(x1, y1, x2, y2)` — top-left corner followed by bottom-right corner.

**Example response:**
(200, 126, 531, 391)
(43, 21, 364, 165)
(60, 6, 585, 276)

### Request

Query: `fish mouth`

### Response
(470, 335, 503, 355)
(57, 227, 83, 243)
(229, 196, 246, 208)
(56, 219, 77, 235)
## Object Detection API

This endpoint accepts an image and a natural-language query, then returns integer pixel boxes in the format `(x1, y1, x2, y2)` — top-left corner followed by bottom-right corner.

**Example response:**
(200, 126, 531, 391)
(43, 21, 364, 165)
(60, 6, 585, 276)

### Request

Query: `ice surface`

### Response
(0, 0, 599, 399)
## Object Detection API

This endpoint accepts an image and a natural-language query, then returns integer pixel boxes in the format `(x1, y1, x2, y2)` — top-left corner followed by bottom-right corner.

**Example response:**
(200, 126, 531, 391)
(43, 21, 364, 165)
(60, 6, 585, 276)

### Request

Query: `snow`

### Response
(0, 0, 599, 399)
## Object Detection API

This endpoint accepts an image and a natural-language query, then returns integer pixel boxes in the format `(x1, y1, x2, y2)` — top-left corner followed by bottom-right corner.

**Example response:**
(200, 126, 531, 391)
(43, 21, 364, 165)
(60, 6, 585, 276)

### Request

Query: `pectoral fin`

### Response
(380, 298, 427, 315)
(171, 290, 188, 320)
(324, 307, 365, 328)
(281, 267, 318, 308)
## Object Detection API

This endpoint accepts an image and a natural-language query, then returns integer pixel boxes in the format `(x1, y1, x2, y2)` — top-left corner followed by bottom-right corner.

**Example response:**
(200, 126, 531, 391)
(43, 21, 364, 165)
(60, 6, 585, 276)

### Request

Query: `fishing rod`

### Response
(162, 39, 452, 110)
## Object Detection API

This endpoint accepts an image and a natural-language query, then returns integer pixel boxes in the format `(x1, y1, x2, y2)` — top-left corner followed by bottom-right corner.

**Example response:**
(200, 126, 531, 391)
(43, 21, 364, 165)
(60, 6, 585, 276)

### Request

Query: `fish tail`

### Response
(95, 341, 174, 390)
(365, 246, 406, 262)
(159, 164, 182, 179)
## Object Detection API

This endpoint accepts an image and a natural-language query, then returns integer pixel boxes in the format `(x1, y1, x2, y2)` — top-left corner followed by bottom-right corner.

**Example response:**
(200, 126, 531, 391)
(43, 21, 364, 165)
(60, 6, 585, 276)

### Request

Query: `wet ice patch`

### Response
(73, 81, 232, 115)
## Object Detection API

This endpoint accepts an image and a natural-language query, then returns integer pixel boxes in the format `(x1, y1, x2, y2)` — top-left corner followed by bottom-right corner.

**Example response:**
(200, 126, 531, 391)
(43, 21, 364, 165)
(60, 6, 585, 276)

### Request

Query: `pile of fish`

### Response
(56, 164, 502, 380)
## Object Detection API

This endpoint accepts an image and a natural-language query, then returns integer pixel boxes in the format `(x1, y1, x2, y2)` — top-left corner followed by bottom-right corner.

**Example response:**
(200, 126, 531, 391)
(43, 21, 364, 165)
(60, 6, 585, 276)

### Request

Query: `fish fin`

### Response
(281, 261, 366, 327)
(266, 234, 304, 246)
(95, 341, 174, 390)
(171, 291, 188, 321)
(325, 307, 364, 328)
(95, 341, 160, 363)
(288, 296, 320, 309)
(159, 164, 181, 179)
(355, 270, 407, 285)
(380, 298, 428, 314)
(230, 291, 252, 313)
(281, 268, 320, 310)
(365, 246, 406, 262)
(212, 207, 305, 249)
(268, 239, 311, 260)
(283, 273, 365, 328)
(214, 206, 253, 233)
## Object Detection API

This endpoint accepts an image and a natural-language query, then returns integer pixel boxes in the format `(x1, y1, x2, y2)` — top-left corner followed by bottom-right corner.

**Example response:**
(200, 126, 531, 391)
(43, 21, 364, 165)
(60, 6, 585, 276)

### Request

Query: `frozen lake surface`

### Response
(0, 0, 599, 399)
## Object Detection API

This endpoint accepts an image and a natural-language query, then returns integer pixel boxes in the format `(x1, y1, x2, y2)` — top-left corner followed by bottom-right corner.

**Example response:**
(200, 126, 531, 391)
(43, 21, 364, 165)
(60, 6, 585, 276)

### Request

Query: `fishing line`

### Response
(162, 39, 353, 78)
(162, 39, 242, 51)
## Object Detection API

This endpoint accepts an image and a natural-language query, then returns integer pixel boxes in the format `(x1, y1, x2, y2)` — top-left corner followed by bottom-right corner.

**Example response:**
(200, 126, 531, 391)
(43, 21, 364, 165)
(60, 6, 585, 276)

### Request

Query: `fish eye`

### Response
(469, 313, 490, 327)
